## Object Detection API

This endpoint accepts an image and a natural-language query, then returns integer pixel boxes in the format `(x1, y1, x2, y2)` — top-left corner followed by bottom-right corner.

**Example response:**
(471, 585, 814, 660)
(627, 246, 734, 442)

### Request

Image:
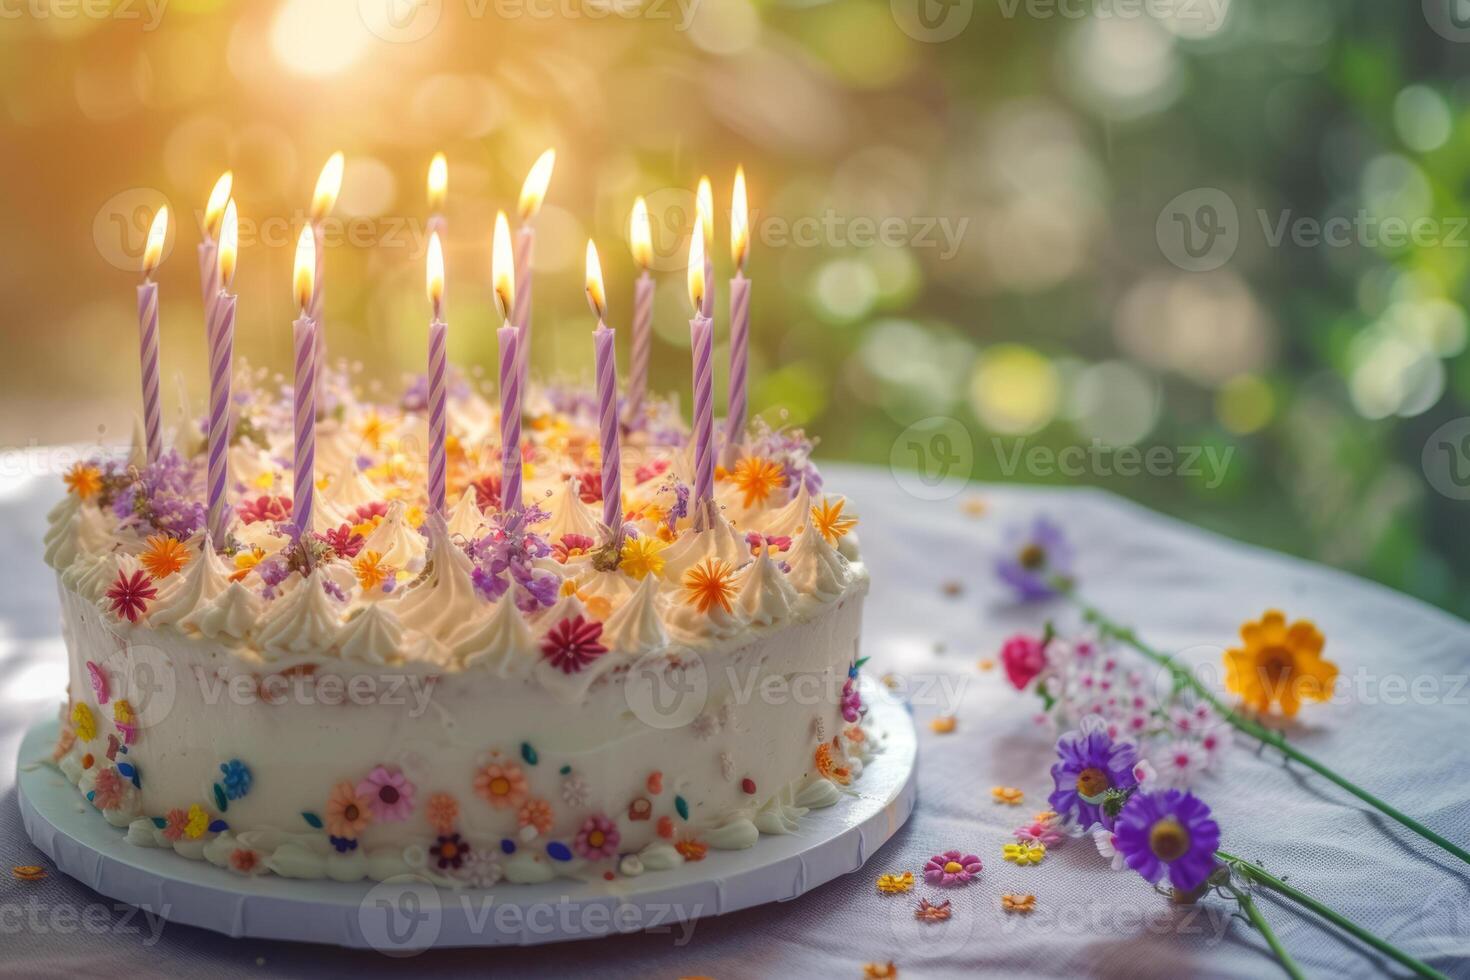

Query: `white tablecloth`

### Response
(1, 464, 1467, 978)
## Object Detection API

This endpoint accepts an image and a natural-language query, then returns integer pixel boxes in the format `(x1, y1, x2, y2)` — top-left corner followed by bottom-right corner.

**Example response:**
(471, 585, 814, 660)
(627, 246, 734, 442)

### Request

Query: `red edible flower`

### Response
(540, 615, 608, 674)
(237, 494, 292, 525)
(319, 523, 365, 559)
(106, 569, 158, 623)
(576, 471, 604, 504)
(1001, 633, 1048, 691)
(634, 459, 670, 484)
(470, 474, 502, 512)
(552, 534, 597, 563)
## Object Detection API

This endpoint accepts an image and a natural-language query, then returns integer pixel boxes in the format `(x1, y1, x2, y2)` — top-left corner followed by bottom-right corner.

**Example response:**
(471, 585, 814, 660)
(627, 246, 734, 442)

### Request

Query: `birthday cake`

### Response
(41, 370, 872, 888)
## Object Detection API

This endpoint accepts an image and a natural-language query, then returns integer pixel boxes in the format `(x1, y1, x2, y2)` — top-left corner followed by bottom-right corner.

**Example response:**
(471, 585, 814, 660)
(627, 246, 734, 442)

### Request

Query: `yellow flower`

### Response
(992, 786, 1025, 806)
(230, 546, 266, 582)
(929, 715, 957, 734)
(358, 411, 386, 450)
(352, 516, 384, 539)
(113, 700, 134, 725)
(875, 872, 915, 895)
(71, 703, 97, 742)
(141, 534, 191, 579)
(1001, 893, 1036, 913)
(1224, 609, 1337, 717)
(184, 804, 210, 839)
(354, 550, 393, 592)
(682, 558, 738, 615)
(64, 463, 103, 500)
(729, 457, 786, 509)
(405, 504, 427, 529)
(619, 536, 667, 581)
(811, 496, 857, 545)
(1003, 842, 1046, 866)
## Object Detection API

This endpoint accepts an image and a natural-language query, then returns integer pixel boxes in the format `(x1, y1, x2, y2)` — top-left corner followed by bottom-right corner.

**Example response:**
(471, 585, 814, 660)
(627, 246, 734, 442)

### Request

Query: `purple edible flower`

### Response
(112, 450, 206, 538)
(467, 504, 559, 611)
(1048, 724, 1138, 831)
(1112, 789, 1221, 893)
(995, 515, 1073, 602)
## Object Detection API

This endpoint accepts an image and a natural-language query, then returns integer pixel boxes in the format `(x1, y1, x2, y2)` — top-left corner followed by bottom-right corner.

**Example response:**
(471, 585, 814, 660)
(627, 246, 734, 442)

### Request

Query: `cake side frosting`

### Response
(43, 368, 876, 887)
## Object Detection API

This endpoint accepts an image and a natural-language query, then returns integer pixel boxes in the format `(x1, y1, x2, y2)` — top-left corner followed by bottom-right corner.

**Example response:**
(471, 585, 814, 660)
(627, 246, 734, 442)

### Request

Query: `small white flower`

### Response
(1093, 828, 1126, 871)
(458, 849, 502, 888)
(561, 773, 591, 807)
(1152, 742, 1207, 789)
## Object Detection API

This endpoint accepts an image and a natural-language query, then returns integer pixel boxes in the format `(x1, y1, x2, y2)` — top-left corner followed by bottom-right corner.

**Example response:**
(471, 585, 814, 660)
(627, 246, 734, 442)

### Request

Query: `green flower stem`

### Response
(1218, 850, 1447, 980)
(1222, 877, 1306, 980)
(1062, 589, 1470, 868)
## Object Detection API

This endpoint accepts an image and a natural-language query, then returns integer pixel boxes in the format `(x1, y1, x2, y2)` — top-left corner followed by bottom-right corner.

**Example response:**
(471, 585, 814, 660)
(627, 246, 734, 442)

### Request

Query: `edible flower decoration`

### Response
(573, 813, 621, 860)
(476, 762, 530, 810)
(237, 494, 292, 525)
(994, 515, 1072, 602)
(431, 833, 470, 870)
(325, 781, 374, 839)
(426, 792, 459, 835)
(1112, 788, 1220, 893)
(357, 765, 417, 822)
(552, 533, 596, 563)
(682, 557, 738, 615)
(540, 615, 608, 673)
(140, 534, 190, 579)
(729, 456, 786, 508)
(1002, 842, 1047, 866)
(106, 569, 157, 623)
(876, 872, 915, 894)
(618, 535, 666, 580)
(71, 703, 97, 742)
(1001, 893, 1037, 913)
(810, 495, 857, 545)
(914, 898, 952, 922)
(353, 550, 396, 594)
(64, 462, 103, 500)
(1224, 610, 1337, 718)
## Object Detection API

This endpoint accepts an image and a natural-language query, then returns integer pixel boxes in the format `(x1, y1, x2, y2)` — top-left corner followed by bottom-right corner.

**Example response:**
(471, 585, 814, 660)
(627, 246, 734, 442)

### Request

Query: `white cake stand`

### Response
(16, 694, 917, 951)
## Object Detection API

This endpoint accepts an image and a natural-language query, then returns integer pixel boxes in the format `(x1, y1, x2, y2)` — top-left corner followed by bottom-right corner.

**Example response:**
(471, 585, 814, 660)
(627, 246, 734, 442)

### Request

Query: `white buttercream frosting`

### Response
(394, 528, 486, 644)
(764, 482, 811, 539)
(361, 500, 427, 572)
(601, 574, 667, 655)
(737, 547, 798, 627)
(149, 540, 231, 627)
(338, 603, 404, 664)
(445, 487, 486, 540)
(453, 598, 536, 675)
(542, 477, 603, 543)
(787, 518, 851, 602)
(256, 569, 344, 657)
(181, 580, 263, 641)
(660, 507, 748, 581)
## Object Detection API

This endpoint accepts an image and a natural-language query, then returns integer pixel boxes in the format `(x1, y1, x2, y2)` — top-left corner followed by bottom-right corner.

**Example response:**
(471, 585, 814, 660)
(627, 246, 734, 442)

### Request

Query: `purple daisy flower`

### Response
(1112, 789, 1221, 893)
(923, 850, 982, 886)
(1048, 726, 1138, 830)
(995, 516, 1073, 602)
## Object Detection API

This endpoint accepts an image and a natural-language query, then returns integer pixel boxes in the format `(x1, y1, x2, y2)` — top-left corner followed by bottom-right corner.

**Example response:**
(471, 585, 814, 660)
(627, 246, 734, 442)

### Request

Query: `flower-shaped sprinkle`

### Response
(457, 849, 503, 888)
(992, 786, 1025, 805)
(431, 833, 470, 870)
(674, 838, 708, 862)
(924, 850, 982, 886)
(552, 534, 596, 563)
(863, 962, 898, 980)
(517, 797, 554, 835)
(219, 760, 252, 800)
(573, 813, 621, 861)
(64, 463, 103, 500)
(540, 616, 608, 674)
(162, 808, 188, 842)
(91, 767, 126, 811)
(876, 872, 915, 895)
(71, 703, 97, 742)
(325, 781, 373, 839)
(106, 569, 158, 623)
(230, 849, 263, 875)
(426, 792, 459, 835)
(357, 765, 416, 822)
(1003, 842, 1047, 866)
(184, 804, 210, 839)
(476, 762, 530, 810)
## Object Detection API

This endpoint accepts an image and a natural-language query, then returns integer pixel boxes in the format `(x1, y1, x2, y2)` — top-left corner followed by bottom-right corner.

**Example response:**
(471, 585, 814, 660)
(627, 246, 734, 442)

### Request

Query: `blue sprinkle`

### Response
(520, 742, 538, 766)
(500, 839, 517, 855)
(546, 842, 573, 862)
(302, 811, 324, 829)
(151, 816, 166, 829)
(208, 819, 229, 833)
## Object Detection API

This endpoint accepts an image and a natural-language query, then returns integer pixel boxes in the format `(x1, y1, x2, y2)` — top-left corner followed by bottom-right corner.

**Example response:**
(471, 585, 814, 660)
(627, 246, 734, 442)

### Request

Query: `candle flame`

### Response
(310, 151, 344, 223)
(630, 196, 652, 269)
(293, 225, 316, 311)
(427, 152, 447, 212)
(688, 213, 706, 314)
(518, 148, 555, 221)
(142, 205, 168, 278)
(427, 230, 445, 311)
(492, 210, 516, 321)
(217, 200, 238, 289)
(204, 171, 233, 239)
(585, 240, 606, 320)
(731, 166, 748, 271)
(696, 176, 714, 248)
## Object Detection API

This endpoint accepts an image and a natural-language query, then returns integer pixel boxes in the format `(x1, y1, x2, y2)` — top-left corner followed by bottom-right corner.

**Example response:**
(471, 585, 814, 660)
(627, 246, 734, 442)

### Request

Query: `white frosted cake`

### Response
(42, 369, 872, 887)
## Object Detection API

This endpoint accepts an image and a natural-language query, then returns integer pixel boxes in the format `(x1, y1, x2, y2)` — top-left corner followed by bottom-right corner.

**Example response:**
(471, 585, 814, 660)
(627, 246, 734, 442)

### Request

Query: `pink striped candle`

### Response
(586, 241, 622, 536)
(205, 200, 239, 544)
(426, 231, 448, 517)
(291, 225, 319, 543)
(136, 206, 169, 463)
(724, 168, 751, 463)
